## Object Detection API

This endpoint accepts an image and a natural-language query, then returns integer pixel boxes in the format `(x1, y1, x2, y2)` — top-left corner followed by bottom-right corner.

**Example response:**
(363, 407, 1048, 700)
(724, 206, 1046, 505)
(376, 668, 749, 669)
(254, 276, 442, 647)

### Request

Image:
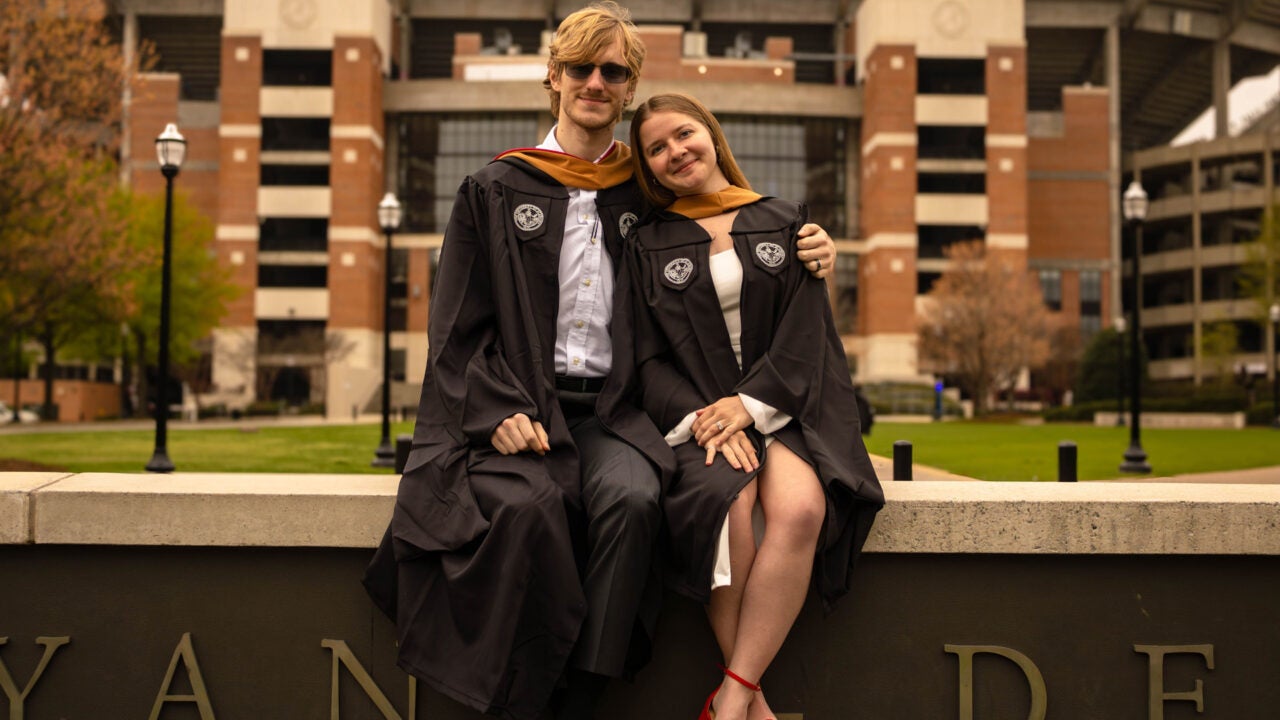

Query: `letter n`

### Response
(0, 636, 71, 720)
(149, 633, 216, 720)
(1134, 643, 1214, 720)
(945, 644, 1048, 720)
(321, 639, 415, 720)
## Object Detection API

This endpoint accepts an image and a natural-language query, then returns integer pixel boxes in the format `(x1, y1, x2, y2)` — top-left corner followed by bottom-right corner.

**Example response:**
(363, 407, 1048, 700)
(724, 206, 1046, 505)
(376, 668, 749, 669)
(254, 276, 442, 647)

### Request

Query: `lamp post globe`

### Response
(1119, 180, 1151, 473)
(146, 123, 186, 473)
(372, 192, 402, 468)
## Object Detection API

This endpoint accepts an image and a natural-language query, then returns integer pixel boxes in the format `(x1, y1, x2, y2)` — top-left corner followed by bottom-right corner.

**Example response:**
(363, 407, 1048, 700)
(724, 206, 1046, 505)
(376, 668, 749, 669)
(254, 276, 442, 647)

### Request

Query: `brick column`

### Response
(858, 44, 920, 380)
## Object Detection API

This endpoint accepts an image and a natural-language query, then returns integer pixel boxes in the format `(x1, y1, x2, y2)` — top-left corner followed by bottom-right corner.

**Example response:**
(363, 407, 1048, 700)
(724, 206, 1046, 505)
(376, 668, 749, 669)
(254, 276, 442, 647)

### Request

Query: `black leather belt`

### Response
(555, 375, 605, 393)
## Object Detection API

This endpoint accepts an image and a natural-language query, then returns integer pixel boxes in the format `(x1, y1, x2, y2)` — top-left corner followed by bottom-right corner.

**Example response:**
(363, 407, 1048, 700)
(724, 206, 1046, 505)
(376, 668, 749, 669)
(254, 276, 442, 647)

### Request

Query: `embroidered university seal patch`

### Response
(756, 242, 786, 267)
(513, 203, 544, 231)
(619, 212, 638, 238)
(664, 258, 694, 285)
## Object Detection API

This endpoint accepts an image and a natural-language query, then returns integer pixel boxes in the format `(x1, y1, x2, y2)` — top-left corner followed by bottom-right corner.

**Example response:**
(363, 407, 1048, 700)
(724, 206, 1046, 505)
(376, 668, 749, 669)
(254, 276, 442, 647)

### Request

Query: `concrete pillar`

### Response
(121, 10, 138, 186)
(1212, 40, 1230, 139)
(1107, 22, 1122, 334)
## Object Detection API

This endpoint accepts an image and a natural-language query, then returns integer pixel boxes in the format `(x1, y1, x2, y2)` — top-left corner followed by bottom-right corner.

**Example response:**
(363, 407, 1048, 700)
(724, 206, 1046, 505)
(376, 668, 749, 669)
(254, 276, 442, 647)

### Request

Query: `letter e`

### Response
(1133, 643, 1214, 720)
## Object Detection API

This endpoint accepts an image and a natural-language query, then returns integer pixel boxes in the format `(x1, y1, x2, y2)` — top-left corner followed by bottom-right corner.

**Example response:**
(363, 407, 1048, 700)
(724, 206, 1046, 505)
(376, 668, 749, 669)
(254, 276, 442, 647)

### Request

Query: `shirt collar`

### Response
(540, 125, 616, 164)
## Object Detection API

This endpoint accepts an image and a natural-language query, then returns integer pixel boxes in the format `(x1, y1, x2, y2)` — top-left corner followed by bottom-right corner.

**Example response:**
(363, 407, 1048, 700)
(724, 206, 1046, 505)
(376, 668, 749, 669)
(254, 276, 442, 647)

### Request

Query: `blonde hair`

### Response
(543, 1, 645, 119)
(629, 93, 752, 209)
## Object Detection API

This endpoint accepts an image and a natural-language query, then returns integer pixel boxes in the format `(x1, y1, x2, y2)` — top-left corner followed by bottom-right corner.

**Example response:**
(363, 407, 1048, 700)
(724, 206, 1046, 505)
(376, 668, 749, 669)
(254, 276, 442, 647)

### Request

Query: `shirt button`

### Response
(573, 357, 581, 366)
(583, 278, 592, 286)
(591, 237, 599, 245)
(575, 320, 585, 329)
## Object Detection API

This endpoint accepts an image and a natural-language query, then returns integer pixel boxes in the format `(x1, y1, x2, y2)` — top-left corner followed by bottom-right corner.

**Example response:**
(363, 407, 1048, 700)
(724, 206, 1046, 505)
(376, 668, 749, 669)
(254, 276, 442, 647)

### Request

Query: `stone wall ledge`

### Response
(3, 471, 1279, 554)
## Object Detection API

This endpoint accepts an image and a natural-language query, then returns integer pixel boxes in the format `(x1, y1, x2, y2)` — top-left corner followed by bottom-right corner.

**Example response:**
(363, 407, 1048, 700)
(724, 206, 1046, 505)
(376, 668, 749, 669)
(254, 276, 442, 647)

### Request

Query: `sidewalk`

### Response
(1099, 465, 1280, 484)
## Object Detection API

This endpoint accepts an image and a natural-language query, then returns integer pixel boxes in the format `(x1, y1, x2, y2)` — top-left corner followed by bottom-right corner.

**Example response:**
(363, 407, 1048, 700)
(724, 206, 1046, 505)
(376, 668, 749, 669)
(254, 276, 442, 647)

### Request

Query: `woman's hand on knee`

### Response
(692, 396, 752, 447)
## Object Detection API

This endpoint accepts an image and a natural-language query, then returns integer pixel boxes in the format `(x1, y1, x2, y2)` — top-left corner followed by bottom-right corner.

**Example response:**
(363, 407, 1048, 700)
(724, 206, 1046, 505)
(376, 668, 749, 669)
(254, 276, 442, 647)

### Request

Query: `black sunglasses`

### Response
(564, 62, 632, 84)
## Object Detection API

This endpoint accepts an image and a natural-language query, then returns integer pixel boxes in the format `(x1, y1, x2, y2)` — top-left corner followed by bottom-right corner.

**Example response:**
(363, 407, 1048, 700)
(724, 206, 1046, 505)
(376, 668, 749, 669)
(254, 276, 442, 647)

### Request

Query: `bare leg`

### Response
(707, 480, 758, 662)
(712, 443, 825, 720)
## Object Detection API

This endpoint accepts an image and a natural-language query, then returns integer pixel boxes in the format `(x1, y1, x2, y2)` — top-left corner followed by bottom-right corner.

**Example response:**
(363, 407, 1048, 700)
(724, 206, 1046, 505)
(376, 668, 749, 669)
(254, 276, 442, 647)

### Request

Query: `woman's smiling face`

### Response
(638, 110, 729, 197)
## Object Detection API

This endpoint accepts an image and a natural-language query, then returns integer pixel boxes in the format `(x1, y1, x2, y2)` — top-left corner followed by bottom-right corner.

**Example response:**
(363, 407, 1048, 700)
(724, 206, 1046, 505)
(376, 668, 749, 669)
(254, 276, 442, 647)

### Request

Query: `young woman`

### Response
(626, 93, 884, 720)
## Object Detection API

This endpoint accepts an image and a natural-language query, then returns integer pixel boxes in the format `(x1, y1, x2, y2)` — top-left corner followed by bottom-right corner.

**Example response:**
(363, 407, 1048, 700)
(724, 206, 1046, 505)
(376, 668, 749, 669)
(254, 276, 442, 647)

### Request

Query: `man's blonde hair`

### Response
(543, 1, 645, 119)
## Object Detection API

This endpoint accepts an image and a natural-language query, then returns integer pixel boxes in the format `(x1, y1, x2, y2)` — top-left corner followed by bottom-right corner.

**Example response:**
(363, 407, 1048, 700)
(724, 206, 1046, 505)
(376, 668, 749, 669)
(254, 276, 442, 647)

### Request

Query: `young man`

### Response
(364, 4, 837, 719)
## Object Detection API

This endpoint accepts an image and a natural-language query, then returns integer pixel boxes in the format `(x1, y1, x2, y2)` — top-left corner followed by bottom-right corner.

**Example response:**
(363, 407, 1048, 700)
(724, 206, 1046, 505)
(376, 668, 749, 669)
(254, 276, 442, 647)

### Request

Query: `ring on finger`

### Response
(715, 420, 725, 431)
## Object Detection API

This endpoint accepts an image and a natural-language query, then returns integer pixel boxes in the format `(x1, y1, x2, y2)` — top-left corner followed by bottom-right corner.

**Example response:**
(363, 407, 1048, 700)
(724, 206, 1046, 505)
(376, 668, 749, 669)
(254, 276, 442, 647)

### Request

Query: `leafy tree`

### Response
(1238, 203, 1279, 324)
(1075, 327, 1148, 403)
(918, 241, 1052, 414)
(1199, 321, 1240, 384)
(1, 0, 151, 370)
(67, 188, 238, 417)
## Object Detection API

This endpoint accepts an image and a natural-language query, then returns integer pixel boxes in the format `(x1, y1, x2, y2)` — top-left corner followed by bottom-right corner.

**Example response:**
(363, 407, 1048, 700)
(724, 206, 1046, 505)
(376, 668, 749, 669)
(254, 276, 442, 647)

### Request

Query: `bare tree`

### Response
(918, 241, 1052, 415)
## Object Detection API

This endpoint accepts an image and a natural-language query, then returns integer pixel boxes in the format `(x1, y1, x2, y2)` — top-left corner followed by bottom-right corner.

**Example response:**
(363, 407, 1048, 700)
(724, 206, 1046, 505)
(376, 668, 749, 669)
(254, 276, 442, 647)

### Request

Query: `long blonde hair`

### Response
(629, 93, 752, 209)
(543, 2, 645, 120)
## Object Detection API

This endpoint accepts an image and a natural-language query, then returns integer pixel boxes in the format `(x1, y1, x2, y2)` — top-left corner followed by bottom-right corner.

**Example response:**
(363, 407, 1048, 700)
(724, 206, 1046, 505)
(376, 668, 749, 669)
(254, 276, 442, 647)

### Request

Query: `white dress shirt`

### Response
(539, 127, 614, 378)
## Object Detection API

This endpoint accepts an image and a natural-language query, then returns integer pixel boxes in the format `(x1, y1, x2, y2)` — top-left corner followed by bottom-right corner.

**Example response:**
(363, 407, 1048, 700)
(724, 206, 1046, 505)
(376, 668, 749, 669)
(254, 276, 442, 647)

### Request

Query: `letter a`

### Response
(149, 633, 216, 720)
(0, 636, 71, 720)
(945, 644, 1048, 720)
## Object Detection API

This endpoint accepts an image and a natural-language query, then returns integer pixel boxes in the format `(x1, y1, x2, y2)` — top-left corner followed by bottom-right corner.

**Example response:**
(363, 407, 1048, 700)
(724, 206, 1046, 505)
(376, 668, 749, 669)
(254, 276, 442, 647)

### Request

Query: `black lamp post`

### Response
(371, 192, 402, 468)
(1114, 315, 1126, 426)
(1119, 180, 1151, 473)
(1270, 302, 1279, 429)
(146, 123, 186, 473)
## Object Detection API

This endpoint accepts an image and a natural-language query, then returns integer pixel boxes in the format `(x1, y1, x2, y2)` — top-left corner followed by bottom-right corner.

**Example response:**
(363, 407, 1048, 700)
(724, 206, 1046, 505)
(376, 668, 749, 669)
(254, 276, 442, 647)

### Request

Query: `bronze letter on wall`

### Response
(0, 636, 71, 720)
(944, 644, 1048, 720)
(321, 639, 417, 720)
(149, 633, 217, 720)
(1133, 643, 1214, 720)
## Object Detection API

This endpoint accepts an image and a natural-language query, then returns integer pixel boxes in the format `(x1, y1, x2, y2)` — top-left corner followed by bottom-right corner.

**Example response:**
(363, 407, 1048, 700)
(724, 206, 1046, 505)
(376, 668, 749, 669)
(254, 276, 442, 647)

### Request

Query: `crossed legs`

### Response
(706, 442, 825, 720)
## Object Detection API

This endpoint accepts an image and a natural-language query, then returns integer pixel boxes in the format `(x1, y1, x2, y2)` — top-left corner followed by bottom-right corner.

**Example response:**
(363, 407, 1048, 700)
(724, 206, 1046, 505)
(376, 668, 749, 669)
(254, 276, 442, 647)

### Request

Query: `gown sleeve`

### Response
(427, 176, 539, 445)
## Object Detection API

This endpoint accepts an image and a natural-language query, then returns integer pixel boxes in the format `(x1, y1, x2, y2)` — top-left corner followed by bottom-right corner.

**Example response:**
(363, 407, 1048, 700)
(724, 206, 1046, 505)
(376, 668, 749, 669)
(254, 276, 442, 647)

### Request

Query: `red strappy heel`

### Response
(697, 665, 763, 719)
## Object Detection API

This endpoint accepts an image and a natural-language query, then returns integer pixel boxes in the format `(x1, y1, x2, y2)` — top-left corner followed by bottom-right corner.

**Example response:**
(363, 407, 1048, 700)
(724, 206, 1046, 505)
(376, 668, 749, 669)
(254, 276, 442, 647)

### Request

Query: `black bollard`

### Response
(394, 434, 413, 474)
(1058, 441, 1077, 482)
(893, 440, 913, 481)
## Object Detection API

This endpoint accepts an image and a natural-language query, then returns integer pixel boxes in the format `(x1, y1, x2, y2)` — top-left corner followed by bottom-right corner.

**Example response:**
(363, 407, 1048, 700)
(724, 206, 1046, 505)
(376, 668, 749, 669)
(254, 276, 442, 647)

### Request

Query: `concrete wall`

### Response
(3, 473, 1280, 717)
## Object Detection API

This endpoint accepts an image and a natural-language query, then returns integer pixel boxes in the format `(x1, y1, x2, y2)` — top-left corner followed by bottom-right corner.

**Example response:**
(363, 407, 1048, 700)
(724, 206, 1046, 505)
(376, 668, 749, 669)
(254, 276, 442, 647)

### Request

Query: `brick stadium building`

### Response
(106, 0, 1280, 416)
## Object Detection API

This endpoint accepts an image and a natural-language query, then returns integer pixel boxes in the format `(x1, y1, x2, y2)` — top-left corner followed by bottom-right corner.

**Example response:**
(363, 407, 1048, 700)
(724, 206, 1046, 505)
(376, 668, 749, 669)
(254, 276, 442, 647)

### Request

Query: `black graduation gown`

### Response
(363, 157, 673, 720)
(629, 197, 884, 607)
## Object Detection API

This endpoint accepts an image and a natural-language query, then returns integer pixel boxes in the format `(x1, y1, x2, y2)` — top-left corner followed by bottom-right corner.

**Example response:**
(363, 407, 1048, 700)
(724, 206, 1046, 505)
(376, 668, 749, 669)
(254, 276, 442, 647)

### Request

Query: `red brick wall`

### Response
(217, 35, 263, 327)
(407, 247, 431, 333)
(328, 37, 386, 332)
(858, 249, 918, 336)
(1028, 87, 1113, 327)
(328, 243, 382, 330)
(986, 46, 1026, 136)
(857, 44, 918, 337)
(128, 75, 220, 228)
(9, 380, 121, 422)
(860, 45, 915, 140)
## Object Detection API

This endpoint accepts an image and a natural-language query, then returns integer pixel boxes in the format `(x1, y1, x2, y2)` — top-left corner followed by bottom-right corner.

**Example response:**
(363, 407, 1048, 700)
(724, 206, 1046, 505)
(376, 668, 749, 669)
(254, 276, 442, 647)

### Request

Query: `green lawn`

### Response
(0, 419, 1275, 480)
(0, 422, 415, 474)
(865, 421, 1280, 481)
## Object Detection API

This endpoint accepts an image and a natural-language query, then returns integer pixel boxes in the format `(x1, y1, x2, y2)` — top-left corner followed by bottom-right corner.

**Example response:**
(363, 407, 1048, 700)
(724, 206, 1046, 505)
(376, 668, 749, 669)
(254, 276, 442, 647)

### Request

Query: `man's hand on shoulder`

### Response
(796, 223, 836, 279)
(491, 413, 551, 455)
